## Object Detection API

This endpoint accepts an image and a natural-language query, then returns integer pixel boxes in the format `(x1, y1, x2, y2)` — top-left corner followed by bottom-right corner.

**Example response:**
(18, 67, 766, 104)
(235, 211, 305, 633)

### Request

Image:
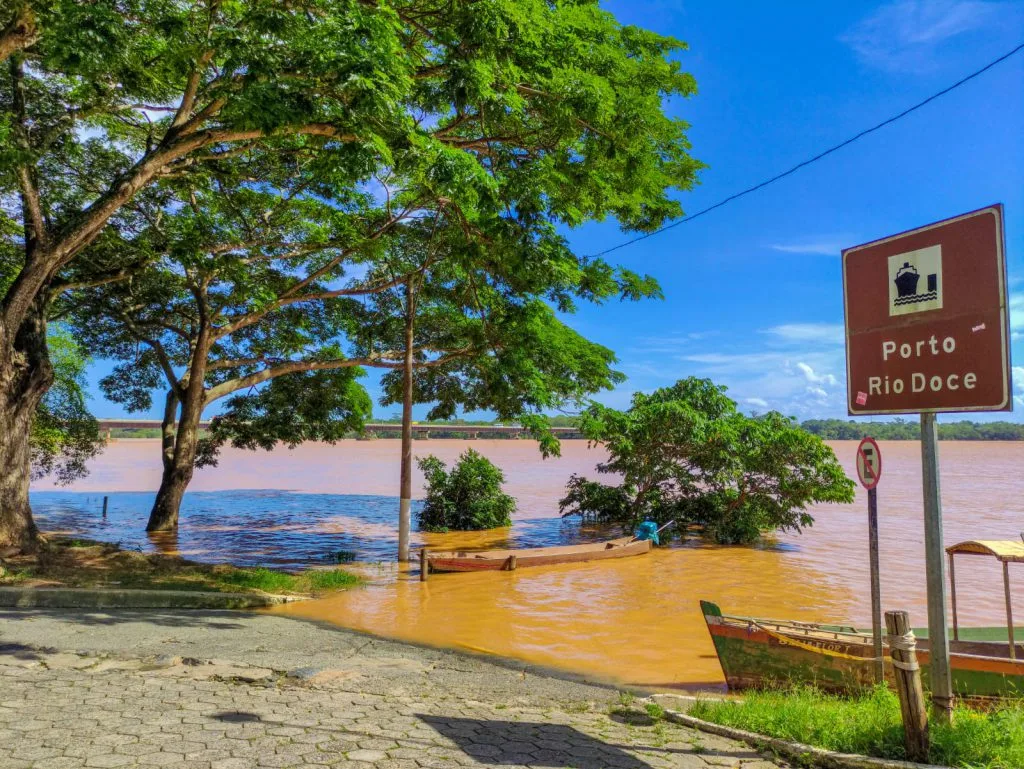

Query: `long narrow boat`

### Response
(424, 536, 652, 574)
(700, 537, 1024, 700)
(700, 600, 1024, 699)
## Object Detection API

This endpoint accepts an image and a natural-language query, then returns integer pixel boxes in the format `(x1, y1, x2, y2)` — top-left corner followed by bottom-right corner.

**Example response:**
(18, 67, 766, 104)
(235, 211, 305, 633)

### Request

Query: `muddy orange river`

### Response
(31, 439, 1023, 690)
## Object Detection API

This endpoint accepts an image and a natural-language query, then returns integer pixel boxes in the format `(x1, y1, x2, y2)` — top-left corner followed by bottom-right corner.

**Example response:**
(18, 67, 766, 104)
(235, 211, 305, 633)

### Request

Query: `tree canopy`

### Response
(29, 325, 102, 485)
(0, 0, 703, 543)
(560, 378, 855, 544)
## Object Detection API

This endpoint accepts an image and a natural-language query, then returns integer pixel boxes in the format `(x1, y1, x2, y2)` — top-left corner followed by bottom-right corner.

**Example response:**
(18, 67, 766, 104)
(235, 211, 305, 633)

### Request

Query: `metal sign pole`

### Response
(920, 412, 953, 723)
(867, 486, 883, 684)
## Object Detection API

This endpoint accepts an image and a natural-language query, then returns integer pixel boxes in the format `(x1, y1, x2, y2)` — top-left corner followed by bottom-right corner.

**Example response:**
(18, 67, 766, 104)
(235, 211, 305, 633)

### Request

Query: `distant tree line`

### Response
(104, 416, 1023, 442)
(801, 419, 1024, 441)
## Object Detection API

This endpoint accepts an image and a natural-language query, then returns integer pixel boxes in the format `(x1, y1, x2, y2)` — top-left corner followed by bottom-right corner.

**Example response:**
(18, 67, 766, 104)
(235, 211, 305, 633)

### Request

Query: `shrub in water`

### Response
(417, 449, 516, 531)
(559, 377, 855, 544)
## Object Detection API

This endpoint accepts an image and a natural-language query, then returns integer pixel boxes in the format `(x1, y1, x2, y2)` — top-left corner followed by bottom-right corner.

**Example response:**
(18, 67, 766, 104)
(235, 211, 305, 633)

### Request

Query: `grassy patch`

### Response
(689, 685, 1024, 769)
(0, 537, 360, 596)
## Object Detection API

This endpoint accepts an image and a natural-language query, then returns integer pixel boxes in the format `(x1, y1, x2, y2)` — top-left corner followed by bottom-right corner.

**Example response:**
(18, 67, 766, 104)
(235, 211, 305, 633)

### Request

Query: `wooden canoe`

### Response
(424, 536, 652, 573)
(701, 600, 1024, 700)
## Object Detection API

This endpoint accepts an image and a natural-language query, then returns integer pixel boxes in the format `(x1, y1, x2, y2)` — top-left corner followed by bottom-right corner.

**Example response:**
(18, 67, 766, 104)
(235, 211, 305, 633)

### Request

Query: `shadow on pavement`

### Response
(419, 714, 652, 768)
(0, 608, 247, 629)
(0, 643, 45, 662)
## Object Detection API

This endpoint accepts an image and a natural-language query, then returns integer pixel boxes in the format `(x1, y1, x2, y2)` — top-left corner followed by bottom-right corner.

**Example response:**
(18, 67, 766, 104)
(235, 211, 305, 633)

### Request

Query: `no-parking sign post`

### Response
(857, 437, 884, 684)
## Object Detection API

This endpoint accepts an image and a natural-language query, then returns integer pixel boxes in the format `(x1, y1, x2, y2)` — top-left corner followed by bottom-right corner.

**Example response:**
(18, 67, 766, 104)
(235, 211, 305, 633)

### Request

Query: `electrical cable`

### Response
(588, 41, 1024, 259)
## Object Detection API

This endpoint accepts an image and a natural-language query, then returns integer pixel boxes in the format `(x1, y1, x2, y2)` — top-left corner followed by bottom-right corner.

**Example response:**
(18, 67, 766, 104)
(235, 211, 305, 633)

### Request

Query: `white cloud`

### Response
(1013, 366, 1024, 408)
(762, 323, 845, 346)
(633, 331, 716, 354)
(768, 242, 845, 256)
(745, 397, 769, 409)
(795, 362, 838, 387)
(841, 1, 1004, 72)
(682, 351, 792, 373)
(806, 386, 830, 402)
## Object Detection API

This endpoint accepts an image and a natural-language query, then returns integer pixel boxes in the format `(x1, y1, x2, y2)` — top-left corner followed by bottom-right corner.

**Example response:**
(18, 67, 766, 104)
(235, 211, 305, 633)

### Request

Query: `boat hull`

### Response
(701, 600, 1024, 700)
(427, 537, 652, 573)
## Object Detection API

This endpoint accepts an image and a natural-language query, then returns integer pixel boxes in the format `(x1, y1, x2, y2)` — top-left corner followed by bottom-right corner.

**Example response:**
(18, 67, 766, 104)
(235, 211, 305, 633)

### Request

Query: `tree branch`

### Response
(204, 347, 474, 405)
(0, 4, 37, 63)
(169, 49, 215, 131)
(50, 267, 135, 294)
(1, 121, 361, 337)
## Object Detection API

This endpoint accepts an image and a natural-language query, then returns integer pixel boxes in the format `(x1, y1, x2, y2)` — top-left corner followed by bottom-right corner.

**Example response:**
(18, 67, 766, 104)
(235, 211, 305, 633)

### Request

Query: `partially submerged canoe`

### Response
(700, 600, 1024, 700)
(424, 536, 652, 573)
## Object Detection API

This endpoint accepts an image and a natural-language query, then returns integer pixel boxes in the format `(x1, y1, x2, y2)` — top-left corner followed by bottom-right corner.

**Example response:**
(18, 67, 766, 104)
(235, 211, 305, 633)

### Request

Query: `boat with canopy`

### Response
(700, 536, 1023, 699)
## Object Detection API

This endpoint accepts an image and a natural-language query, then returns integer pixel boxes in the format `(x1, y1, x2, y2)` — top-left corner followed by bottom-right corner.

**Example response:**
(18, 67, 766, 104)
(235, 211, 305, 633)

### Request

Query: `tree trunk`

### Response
(147, 348, 207, 532)
(398, 277, 416, 562)
(0, 300, 53, 551)
(160, 389, 178, 473)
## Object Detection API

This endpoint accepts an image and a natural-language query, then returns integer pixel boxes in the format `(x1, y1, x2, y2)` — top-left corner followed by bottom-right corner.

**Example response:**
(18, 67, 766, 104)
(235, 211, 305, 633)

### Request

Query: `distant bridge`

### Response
(96, 419, 583, 440)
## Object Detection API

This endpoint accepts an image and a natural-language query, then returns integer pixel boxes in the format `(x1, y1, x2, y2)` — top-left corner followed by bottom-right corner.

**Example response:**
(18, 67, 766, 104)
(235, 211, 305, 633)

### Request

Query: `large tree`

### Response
(68, 160, 440, 532)
(349, 213, 661, 558)
(1, 0, 700, 549)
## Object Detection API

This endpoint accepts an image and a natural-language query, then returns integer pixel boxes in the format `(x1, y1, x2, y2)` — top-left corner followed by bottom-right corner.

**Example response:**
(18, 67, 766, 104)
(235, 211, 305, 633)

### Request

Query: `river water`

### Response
(30, 438, 1024, 690)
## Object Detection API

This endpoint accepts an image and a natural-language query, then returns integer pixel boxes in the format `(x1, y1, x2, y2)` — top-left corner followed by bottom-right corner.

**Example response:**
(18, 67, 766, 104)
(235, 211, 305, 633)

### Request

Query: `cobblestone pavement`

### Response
(0, 646, 785, 769)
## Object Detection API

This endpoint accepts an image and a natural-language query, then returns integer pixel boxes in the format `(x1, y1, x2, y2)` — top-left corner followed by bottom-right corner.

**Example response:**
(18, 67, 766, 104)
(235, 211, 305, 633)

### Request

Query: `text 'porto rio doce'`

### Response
(868, 334, 978, 396)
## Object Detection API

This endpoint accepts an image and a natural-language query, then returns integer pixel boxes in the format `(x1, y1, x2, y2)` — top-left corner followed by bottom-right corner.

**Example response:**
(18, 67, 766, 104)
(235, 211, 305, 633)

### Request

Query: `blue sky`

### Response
(82, 0, 1024, 422)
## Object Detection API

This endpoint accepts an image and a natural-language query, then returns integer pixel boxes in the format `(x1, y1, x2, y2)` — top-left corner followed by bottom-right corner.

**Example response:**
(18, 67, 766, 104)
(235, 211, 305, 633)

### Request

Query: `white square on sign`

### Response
(887, 244, 942, 317)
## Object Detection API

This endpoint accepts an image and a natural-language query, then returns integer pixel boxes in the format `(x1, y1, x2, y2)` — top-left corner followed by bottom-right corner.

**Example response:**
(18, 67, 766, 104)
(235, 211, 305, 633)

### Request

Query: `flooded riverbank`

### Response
(30, 438, 1024, 689)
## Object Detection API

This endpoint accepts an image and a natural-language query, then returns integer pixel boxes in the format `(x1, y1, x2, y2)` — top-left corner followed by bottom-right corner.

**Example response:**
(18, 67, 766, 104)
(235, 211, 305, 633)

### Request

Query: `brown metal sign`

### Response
(843, 205, 1011, 415)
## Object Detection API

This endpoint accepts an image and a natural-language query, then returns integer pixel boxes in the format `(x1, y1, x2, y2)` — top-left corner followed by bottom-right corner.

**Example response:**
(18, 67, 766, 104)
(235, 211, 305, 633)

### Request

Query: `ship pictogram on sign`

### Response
(887, 245, 942, 316)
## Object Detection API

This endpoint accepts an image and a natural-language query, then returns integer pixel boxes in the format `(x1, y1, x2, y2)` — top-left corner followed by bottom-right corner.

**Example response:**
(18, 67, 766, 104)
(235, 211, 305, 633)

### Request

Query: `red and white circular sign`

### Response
(856, 437, 882, 490)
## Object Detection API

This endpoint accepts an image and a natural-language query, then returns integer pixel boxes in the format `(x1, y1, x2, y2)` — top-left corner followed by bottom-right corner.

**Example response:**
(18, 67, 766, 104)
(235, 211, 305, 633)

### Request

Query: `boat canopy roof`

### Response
(946, 539, 1024, 563)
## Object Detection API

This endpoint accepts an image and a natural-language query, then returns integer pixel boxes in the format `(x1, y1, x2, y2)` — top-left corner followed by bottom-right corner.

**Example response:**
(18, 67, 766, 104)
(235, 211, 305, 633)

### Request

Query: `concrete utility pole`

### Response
(920, 412, 953, 723)
(398, 277, 416, 562)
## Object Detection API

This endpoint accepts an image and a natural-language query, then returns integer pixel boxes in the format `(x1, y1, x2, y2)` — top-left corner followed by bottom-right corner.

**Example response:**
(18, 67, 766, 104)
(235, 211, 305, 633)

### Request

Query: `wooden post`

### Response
(505, 555, 517, 571)
(867, 486, 883, 684)
(102, 496, 108, 517)
(948, 552, 959, 641)
(885, 610, 929, 763)
(420, 549, 429, 582)
(1004, 561, 1016, 659)
(919, 412, 953, 723)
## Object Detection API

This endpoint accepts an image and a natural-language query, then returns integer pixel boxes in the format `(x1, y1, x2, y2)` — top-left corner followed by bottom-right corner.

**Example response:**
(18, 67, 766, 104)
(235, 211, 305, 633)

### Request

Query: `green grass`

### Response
(217, 567, 299, 593)
(213, 566, 359, 593)
(1, 538, 360, 596)
(689, 685, 1024, 769)
(301, 568, 360, 590)
(644, 702, 665, 720)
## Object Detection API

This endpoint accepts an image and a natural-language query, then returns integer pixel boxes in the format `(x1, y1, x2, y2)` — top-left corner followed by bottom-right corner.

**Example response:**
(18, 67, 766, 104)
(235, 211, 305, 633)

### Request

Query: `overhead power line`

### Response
(589, 41, 1024, 259)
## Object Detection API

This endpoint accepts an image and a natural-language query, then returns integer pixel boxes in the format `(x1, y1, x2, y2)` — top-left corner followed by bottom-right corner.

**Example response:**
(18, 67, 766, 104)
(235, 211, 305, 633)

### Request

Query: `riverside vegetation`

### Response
(0, 537, 358, 595)
(688, 685, 1024, 769)
(559, 378, 855, 544)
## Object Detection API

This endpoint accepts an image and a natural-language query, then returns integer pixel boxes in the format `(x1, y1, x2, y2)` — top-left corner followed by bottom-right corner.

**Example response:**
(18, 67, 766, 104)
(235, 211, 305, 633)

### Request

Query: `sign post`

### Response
(842, 205, 1011, 723)
(856, 437, 884, 684)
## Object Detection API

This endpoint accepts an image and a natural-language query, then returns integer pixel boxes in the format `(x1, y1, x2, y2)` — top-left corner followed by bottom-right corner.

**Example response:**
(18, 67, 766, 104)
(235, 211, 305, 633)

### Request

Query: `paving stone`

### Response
(211, 760, 257, 769)
(345, 750, 387, 763)
(0, 648, 785, 769)
(33, 759, 87, 769)
(83, 755, 136, 768)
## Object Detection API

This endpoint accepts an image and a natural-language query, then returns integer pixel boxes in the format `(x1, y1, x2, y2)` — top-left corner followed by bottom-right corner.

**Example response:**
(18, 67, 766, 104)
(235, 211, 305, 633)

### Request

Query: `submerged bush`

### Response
(559, 377, 855, 544)
(417, 449, 516, 531)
